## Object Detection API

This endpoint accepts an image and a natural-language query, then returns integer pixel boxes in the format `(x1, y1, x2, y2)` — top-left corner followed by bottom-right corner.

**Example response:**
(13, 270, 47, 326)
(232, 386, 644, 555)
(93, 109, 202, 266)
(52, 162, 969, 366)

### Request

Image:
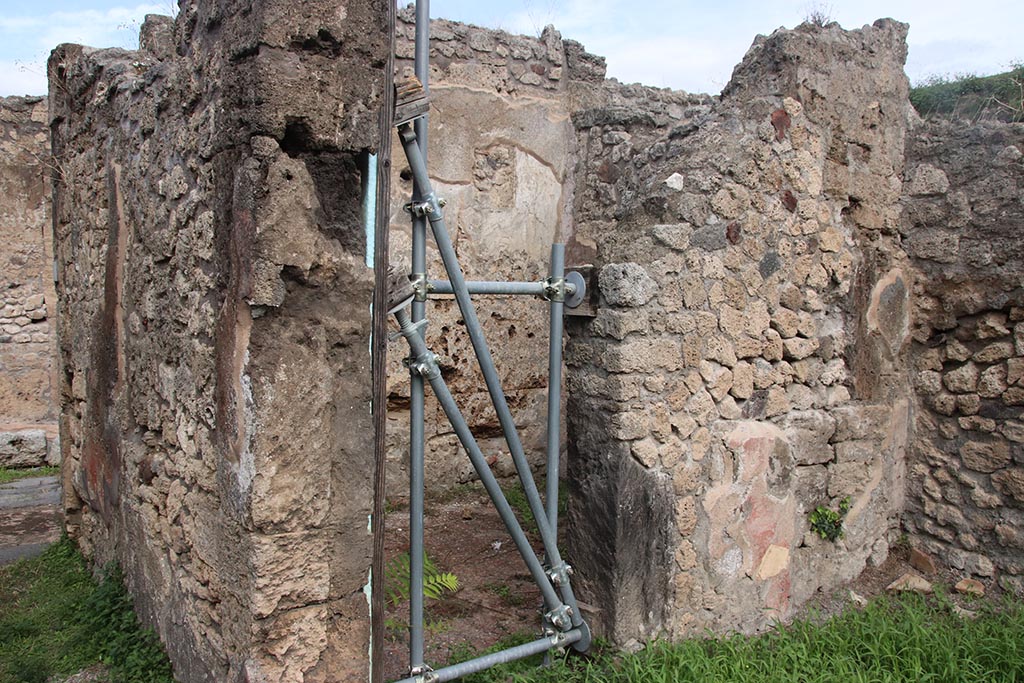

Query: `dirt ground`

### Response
(381, 486, 548, 681)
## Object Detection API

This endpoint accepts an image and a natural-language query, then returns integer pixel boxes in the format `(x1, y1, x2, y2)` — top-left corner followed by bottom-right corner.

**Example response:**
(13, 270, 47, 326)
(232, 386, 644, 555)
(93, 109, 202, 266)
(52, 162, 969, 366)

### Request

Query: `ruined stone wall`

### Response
(564, 21, 914, 642)
(50, 2, 386, 680)
(384, 13, 592, 494)
(0, 96, 58, 468)
(903, 119, 1024, 588)
(42, 2, 1024, 671)
(380, 12, 1024, 647)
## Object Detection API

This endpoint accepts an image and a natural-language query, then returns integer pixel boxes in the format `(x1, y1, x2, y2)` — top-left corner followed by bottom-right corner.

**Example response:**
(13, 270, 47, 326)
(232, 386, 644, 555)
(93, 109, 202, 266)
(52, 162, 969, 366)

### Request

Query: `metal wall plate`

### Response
(564, 271, 586, 309)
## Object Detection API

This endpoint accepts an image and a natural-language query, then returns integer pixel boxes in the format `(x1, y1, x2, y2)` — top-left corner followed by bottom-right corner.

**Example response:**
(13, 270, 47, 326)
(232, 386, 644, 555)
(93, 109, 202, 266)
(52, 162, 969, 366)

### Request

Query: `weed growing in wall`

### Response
(802, 2, 835, 27)
(809, 497, 851, 542)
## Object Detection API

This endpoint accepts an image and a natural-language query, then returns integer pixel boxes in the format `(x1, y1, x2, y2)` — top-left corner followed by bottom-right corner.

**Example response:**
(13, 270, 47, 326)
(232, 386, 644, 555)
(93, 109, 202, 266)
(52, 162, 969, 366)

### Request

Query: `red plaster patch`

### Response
(726, 221, 742, 244)
(782, 190, 797, 213)
(765, 571, 792, 613)
(771, 108, 791, 141)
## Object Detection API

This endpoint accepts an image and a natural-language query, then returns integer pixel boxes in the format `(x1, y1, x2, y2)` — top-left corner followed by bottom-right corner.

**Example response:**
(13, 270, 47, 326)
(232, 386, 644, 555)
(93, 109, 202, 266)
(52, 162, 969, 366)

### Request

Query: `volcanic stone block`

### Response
(0, 430, 48, 468)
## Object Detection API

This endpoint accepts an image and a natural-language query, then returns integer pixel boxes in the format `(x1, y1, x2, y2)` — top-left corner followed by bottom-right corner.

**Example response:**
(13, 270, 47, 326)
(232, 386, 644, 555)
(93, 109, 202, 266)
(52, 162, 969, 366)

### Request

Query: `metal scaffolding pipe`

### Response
(545, 244, 565, 539)
(428, 280, 545, 296)
(408, 361, 425, 670)
(390, 629, 584, 683)
(407, 0, 430, 670)
(426, 279, 577, 297)
(397, 125, 572, 576)
(393, 6, 591, 674)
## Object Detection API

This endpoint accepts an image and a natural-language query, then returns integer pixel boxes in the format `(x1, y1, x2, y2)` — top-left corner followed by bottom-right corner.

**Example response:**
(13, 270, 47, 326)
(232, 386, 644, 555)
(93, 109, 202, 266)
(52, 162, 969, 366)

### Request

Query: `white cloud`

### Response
(0, 4, 165, 96)
(495, 0, 763, 93)
(907, 39, 1000, 83)
(0, 17, 43, 32)
(0, 59, 48, 97)
(435, 0, 1023, 92)
(34, 6, 165, 53)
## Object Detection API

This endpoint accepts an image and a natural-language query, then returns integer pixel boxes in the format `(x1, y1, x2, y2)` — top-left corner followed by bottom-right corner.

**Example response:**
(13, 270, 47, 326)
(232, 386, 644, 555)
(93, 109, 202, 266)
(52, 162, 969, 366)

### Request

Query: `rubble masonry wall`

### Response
(49, 1, 387, 680)
(903, 119, 1024, 590)
(0, 96, 58, 468)
(564, 20, 915, 641)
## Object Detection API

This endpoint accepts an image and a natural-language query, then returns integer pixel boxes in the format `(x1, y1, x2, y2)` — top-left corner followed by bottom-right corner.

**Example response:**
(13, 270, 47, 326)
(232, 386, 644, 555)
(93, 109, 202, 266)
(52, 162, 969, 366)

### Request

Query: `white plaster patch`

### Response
(664, 172, 686, 191)
(365, 567, 373, 682)
(716, 547, 743, 577)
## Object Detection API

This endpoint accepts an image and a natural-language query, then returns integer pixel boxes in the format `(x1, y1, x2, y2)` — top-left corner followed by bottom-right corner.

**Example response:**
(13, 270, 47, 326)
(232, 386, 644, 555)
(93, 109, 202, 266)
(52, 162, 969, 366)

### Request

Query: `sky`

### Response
(0, 0, 1020, 97)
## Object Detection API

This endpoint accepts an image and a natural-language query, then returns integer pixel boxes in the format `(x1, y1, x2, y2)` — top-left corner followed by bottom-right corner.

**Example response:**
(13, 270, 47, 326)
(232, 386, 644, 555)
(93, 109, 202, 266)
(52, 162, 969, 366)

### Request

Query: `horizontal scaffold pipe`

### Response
(390, 628, 584, 683)
(427, 279, 577, 297)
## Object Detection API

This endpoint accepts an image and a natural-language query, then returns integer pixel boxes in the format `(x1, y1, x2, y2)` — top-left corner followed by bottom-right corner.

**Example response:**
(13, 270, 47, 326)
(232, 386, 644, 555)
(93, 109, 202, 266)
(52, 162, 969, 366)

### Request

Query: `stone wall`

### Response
(37, 1, 1024, 673)
(0, 95, 58, 468)
(564, 20, 914, 642)
(904, 119, 1024, 588)
(49, 1, 387, 680)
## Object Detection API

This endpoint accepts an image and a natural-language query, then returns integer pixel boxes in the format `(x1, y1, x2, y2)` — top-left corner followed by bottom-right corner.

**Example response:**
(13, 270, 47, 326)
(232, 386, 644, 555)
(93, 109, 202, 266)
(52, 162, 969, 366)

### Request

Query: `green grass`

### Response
(910, 65, 1024, 122)
(452, 591, 1024, 682)
(0, 537, 174, 683)
(0, 467, 59, 485)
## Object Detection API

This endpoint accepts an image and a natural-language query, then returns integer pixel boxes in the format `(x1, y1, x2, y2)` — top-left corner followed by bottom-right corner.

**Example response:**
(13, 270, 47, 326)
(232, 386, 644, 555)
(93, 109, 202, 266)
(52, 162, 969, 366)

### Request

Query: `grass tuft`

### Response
(0, 467, 60, 485)
(502, 480, 568, 537)
(0, 536, 173, 683)
(450, 591, 1024, 682)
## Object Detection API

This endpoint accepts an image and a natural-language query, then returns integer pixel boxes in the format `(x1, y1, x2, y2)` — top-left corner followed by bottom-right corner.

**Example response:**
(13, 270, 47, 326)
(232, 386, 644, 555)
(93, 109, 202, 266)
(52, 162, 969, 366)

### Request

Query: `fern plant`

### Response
(385, 552, 459, 606)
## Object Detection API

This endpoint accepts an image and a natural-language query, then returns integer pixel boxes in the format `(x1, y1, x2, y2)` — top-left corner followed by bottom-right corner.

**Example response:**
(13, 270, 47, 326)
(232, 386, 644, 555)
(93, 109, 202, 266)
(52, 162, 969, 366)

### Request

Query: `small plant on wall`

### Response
(809, 497, 851, 542)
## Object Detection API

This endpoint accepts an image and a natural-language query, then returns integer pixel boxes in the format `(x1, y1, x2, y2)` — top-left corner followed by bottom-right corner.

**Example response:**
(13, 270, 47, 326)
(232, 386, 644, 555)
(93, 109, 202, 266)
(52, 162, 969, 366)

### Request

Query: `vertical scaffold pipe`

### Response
(545, 244, 565, 540)
(408, 0, 430, 672)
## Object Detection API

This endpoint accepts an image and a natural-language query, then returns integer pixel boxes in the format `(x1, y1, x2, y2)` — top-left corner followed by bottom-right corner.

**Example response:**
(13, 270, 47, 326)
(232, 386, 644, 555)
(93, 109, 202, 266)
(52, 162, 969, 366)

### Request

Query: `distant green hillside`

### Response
(910, 65, 1023, 122)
